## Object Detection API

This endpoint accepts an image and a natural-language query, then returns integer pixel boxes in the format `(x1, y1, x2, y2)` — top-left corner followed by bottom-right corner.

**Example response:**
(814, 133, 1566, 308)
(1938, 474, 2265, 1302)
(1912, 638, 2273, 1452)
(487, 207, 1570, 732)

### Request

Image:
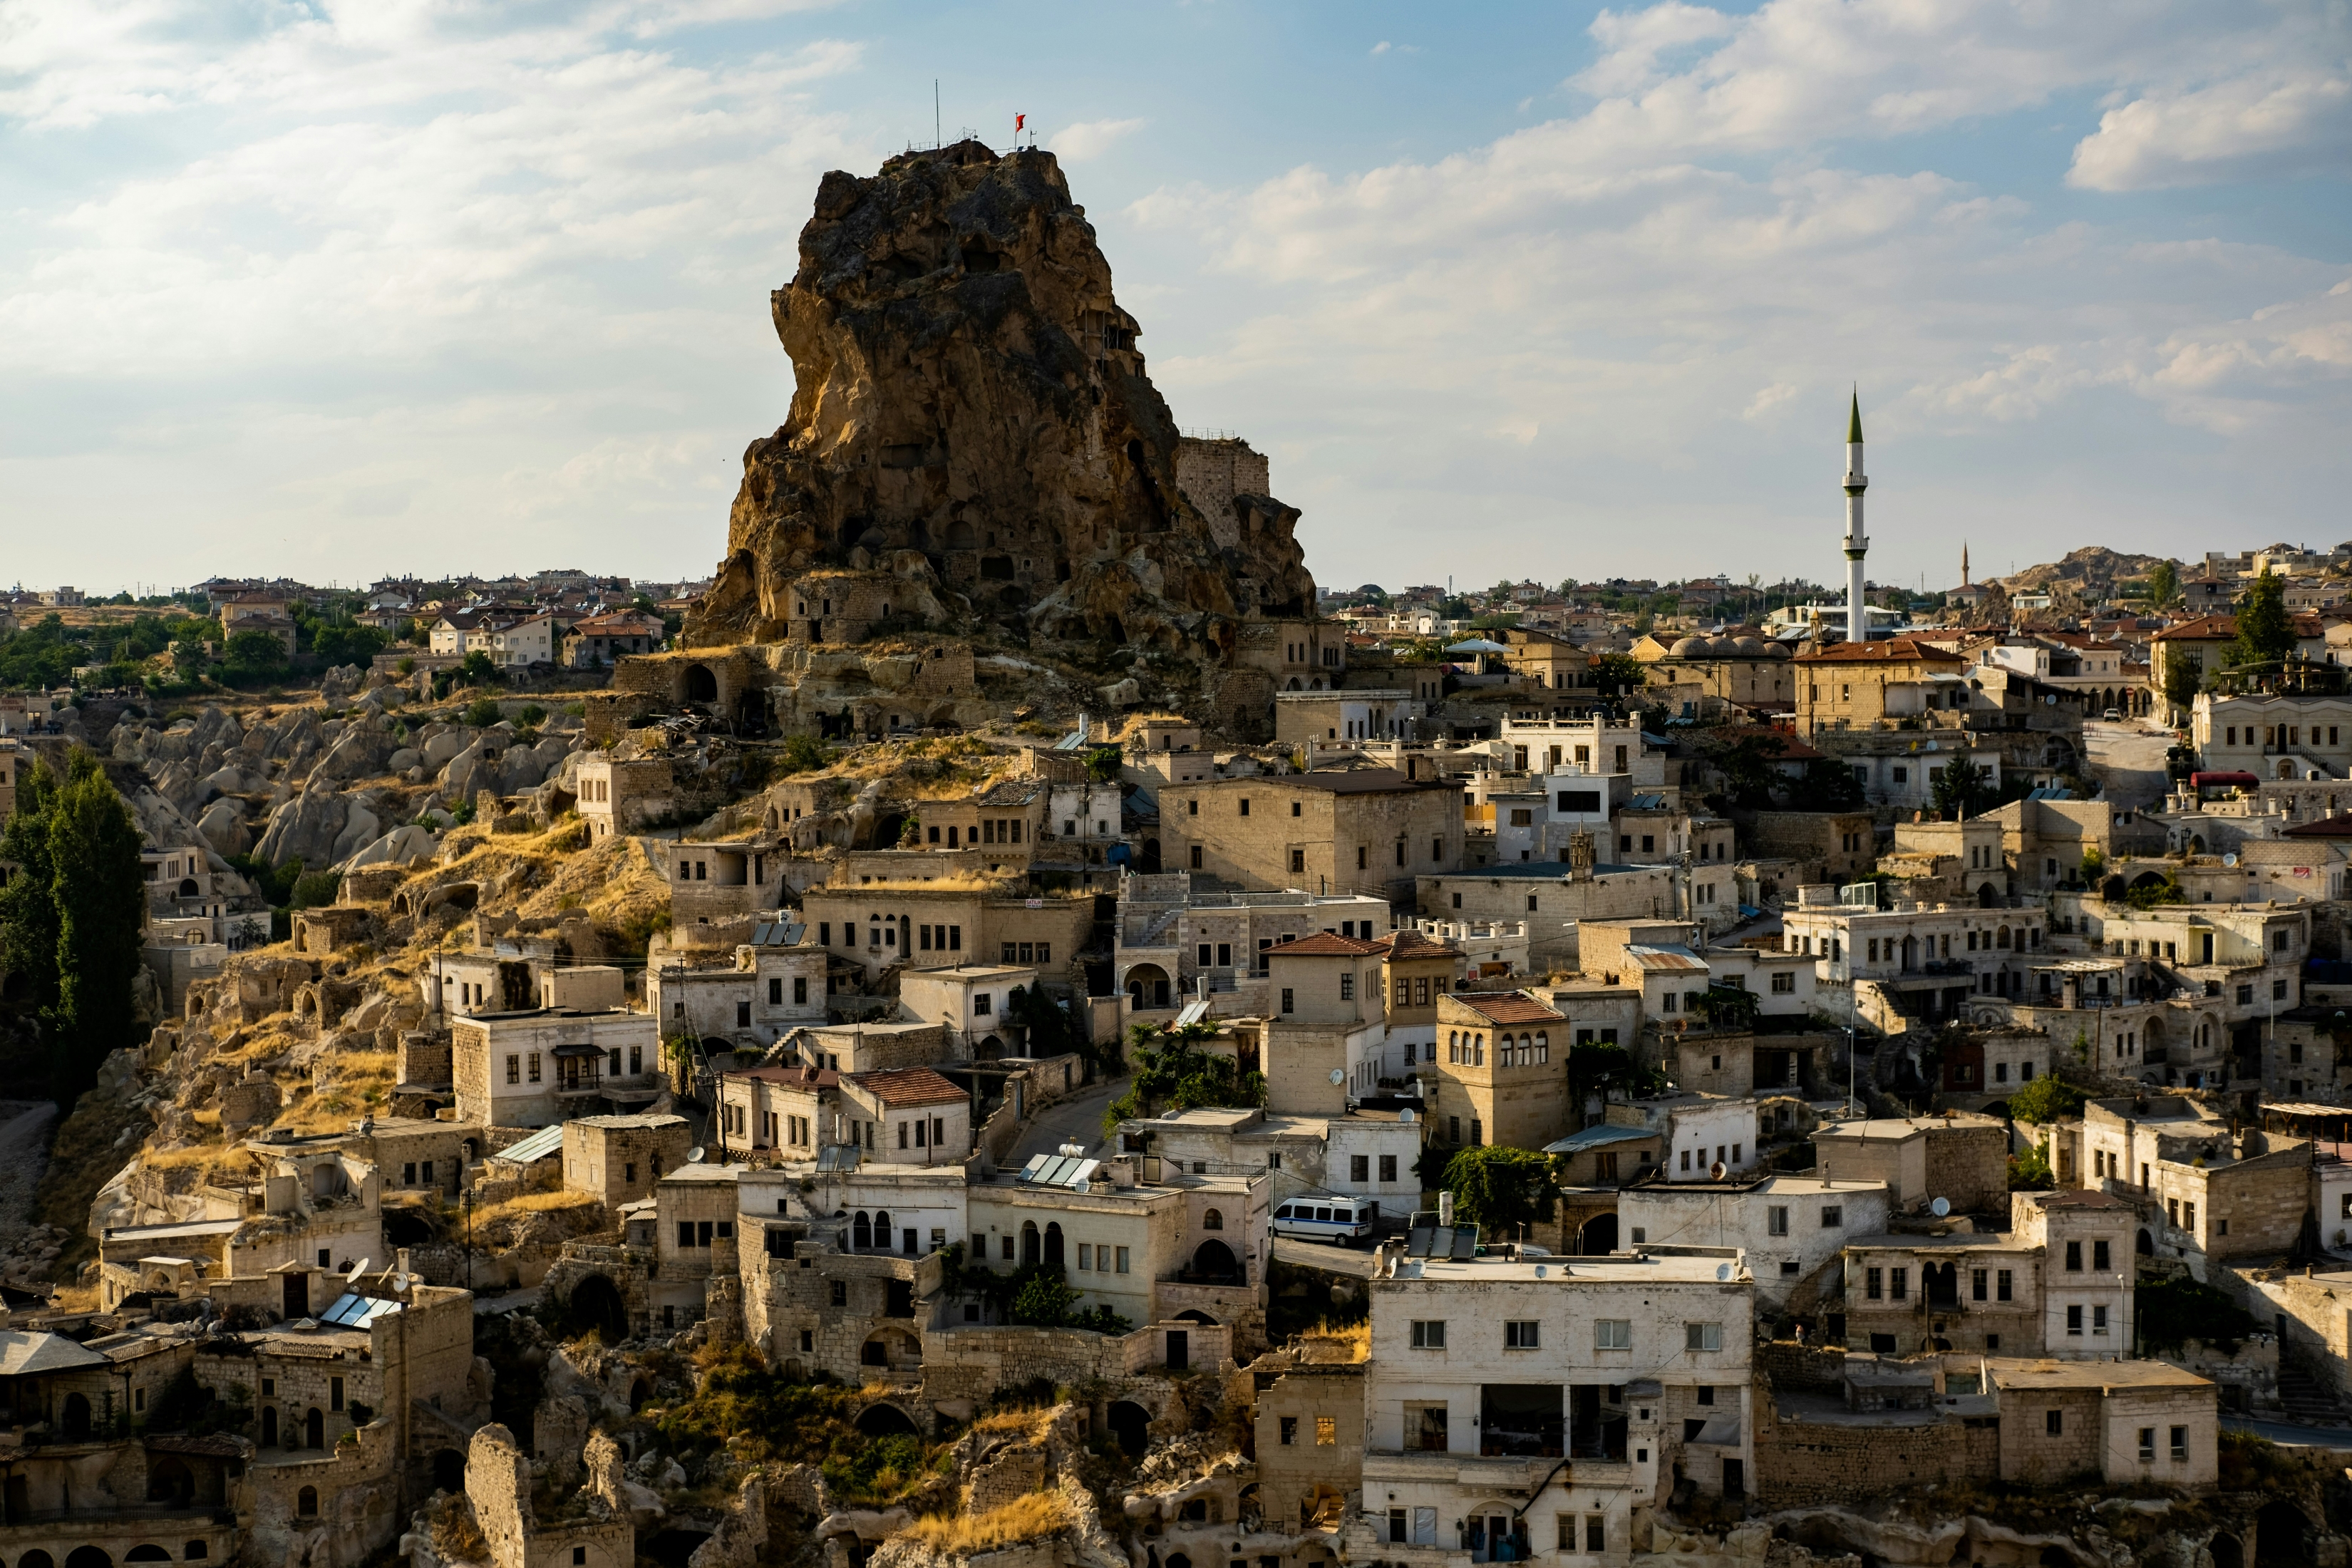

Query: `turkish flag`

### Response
(1016, 113, 1026, 131)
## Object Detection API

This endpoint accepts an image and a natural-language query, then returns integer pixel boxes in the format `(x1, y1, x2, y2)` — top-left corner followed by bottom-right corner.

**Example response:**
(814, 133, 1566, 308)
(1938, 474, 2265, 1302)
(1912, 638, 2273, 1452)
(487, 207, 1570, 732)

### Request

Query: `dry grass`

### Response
(899, 1492, 1071, 1554)
(971, 1406, 1057, 1440)
(469, 1190, 600, 1230)
(1299, 1321, 1370, 1361)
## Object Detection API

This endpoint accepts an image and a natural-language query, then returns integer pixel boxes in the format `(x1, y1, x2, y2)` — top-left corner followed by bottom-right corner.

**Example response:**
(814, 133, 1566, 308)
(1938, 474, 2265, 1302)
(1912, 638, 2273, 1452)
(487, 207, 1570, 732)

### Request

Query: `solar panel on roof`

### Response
(1172, 1000, 1209, 1028)
(319, 1293, 403, 1329)
(817, 1145, 861, 1173)
(1405, 1224, 1438, 1258)
(1449, 1226, 1479, 1262)
(1016, 1154, 1049, 1181)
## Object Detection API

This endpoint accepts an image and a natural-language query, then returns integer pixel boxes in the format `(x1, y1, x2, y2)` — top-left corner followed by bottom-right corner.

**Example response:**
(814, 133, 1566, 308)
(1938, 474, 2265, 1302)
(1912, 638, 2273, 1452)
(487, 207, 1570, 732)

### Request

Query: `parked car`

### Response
(1271, 1196, 1378, 1247)
(2103, 707, 2123, 721)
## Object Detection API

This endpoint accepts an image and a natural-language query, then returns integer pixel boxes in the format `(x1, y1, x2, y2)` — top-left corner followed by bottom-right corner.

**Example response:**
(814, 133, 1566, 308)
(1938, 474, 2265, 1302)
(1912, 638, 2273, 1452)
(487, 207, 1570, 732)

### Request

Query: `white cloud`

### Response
(1117, 0, 2352, 587)
(1052, 117, 1145, 162)
(2069, 69, 2352, 190)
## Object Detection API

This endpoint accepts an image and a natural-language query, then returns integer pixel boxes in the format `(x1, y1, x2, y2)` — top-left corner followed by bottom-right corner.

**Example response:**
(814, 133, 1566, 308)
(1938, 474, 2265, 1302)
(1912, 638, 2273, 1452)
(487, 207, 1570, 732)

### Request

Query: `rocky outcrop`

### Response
(684, 140, 1314, 655)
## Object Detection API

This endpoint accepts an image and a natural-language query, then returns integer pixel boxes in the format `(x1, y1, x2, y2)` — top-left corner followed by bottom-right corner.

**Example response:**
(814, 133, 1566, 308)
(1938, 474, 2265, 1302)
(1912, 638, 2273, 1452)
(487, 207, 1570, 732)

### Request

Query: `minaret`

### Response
(1843, 390, 1869, 645)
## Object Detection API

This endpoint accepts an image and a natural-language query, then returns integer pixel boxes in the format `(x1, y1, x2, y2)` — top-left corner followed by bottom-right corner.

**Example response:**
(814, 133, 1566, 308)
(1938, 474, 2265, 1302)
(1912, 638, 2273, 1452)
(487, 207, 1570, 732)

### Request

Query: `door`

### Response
(1165, 1329, 1189, 1371)
(282, 1272, 307, 1320)
(1723, 1458, 1745, 1499)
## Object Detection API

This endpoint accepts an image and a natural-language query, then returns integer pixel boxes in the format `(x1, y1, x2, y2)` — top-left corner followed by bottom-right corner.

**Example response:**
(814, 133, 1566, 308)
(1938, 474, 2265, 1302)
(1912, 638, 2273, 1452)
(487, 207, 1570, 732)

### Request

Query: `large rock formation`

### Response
(685, 140, 1315, 656)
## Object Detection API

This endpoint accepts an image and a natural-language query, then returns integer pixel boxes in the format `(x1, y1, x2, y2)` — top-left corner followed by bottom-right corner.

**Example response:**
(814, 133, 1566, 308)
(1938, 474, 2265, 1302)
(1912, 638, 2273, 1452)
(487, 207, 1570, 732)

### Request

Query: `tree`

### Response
(2006, 1076, 2088, 1125)
(1931, 753, 1990, 820)
(2162, 646, 2203, 713)
(2146, 559, 2180, 609)
(1440, 1145, 1557, 1239)
(1567, 1041, 1636, 1110)
(1590, 653, 1646, 698)
(1, 753, 145, 1102)
(2231, 568, 2295, 678)
(1706, 731, 1788, 808)
(457, 650, 500, 687)
(1103, 1027, 1265, 1132)
(222, 629, 289, 681)
(1786, 757, 1864, 813)
(1083, 744, 1124, 784)
(309, 622, 390, 669)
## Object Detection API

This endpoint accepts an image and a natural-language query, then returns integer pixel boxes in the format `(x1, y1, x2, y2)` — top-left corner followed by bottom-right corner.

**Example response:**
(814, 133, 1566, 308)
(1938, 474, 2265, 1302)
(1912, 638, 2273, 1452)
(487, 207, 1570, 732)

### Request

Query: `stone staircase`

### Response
(2275, 1352, 2349, 1427)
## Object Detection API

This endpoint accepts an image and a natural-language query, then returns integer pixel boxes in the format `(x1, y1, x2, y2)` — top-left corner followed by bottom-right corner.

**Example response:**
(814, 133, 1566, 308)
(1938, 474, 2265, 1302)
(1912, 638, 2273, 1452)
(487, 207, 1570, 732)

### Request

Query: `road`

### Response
(2222, 1415, 2352, 1451)
(1272, 1234, 1378, 1277)
(2085, 717, 2177, 810)
(1008, 1078, 1121, 1167)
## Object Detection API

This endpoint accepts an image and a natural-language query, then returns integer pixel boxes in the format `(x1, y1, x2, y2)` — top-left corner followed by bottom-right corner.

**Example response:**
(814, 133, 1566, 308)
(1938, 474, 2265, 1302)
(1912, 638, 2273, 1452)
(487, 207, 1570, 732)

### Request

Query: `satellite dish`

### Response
(393, 1270, 411, 1294)
(1930, 1197, 1951, 1218)
(1715, 1262, 1732, 1281)
(346, 1257, 370, 1282)
(1709, 1162, 1726, 1180)
(2224, 852, 2239, 867)
(1399, 1108, 1416, 1124)
(688, 1147, 706, 1163)
(1330, 1068, 1347, 1086)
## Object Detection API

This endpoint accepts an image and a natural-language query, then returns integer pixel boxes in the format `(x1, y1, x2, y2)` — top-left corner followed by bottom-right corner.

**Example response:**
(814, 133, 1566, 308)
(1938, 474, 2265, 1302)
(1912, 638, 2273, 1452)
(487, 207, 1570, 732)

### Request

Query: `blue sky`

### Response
(2, 0, 2347, 597)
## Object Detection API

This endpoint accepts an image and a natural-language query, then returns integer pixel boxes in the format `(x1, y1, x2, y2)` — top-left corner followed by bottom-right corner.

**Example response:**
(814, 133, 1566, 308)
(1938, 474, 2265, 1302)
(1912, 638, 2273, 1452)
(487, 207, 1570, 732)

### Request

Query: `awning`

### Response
(551, 1042, 606, 1058)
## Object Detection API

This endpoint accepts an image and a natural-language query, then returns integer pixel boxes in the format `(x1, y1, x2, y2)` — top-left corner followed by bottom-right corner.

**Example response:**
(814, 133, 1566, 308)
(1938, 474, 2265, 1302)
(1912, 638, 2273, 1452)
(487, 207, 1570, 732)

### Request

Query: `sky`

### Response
(2, 1, 2348, 599)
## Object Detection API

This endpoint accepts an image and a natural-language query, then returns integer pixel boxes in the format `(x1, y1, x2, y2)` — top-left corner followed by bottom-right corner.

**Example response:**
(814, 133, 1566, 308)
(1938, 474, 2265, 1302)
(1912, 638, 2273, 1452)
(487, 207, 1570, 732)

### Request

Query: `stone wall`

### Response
(1754, 1403, 2001, 1507)
(1997, 1386, 2105, 1487)
(1922, 1120, 2013, 1215)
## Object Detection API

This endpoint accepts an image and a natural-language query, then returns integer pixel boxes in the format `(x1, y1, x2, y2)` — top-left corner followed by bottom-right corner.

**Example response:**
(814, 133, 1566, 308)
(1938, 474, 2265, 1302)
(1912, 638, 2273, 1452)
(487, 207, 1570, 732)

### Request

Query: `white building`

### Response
(1363, 1240, 1757, 1556)
(1618, 1175, 1891, 1308)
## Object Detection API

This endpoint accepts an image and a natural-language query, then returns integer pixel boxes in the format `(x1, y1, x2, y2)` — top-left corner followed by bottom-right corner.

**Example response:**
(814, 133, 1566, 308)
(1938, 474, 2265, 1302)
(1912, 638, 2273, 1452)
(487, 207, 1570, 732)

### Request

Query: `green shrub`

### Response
(462, 697, 502, 727)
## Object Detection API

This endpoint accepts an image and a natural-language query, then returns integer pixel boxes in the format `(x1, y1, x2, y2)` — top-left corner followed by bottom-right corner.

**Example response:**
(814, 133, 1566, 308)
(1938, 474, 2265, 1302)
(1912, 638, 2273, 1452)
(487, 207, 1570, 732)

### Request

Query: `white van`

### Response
(1272, 1197, 1378, 1247)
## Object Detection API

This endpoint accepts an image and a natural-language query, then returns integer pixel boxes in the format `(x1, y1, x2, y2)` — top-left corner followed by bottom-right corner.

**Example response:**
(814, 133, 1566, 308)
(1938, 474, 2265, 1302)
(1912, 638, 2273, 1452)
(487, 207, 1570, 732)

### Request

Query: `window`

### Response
(1595, 1319, 1631, 1350)
(2139, 1426, 2156, 1462)
(1684, 1322, 1721, 1351)
(1115, 1247, 1130, 1273)
(1279, 1416, 1298, 1446)
(1281, 988, 1294, 1013)
(1768, 1206, 1788, 1237)
(1972, 1268, 1988, 1301)
(528, 1052, 542, 1083)
(1770, 971, 1794, 993)
(1821, 1205, 1842, 1228)
(2046, 1410, 2063, 1436)
(831, 1281, 848, 1307)
(505, 1054, 520, 1085)
(2171, 1425, 2188, 1460)
(1316, 1415, 1336, 1446)
(1290, 849, 1306, 874)
(1340, 973, 1355, 1001)
(331, 1376, 344, 1411)
(1505, 1320, 1539, 1348)
(1379, 1154, 1398, 1182)
(1410, 1319, 1447, 1348)
(1351, 1155, 1369, 1182)
(1997, 1269, 2013, 1301)
(1240, 798, 1251, 816)
(2094, 1305, 2109, 1334)
(2067, 1304, 2083, 1336)
(1889, 1266, 1908, 1299)
(2093, 1239, 2110, 1271)
(1587, 1518, 1606, 1554)
(1865, 1267, 1882, 1299)
(2065, 1239, 2083, 1272)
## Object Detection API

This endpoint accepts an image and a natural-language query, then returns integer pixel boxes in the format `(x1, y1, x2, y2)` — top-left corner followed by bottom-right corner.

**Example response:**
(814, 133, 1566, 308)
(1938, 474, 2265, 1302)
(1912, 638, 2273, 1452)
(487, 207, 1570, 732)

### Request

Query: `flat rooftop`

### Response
(1988, 1357, 2212, 1391)
(1384, 1253, 1748, 1284)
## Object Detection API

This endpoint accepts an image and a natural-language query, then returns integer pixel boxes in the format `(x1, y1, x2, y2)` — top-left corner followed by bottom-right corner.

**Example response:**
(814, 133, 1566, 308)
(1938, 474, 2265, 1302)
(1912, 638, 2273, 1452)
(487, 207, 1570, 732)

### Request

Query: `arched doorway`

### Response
(1043, 1222, 1065, 1269)
(66, 1551, 112, 1568)
(296, 1487, 319, 1517)
(566, 1274, 628, 1341)
(1107, 1400, 1150, 1457)
(1190, 1239, 1239, 1281)
(1175, 1309, 1218, 1326)
(684, 665, 718, 704)
(433, 1448, 466, 1492)
(1142, 838, 1162, 874)
(1578, 1213, 1619, 1255)
(147, 1456, 195, 1505)
(19, 1552, 54, 1568)
(1021, 1222, 1040, 1266)
(2256, 1502, 2314, 1567)
(1124, 964, 1171, 1009)
(1977, 883, 2001, 907)
(853, 1212, 872, 1250)
(2137, 1227, 2155, 1254)
(852, 1402, 919, 1438)
(2213, 1536, 2244, 1568)
(61, 1392, 91, 1438)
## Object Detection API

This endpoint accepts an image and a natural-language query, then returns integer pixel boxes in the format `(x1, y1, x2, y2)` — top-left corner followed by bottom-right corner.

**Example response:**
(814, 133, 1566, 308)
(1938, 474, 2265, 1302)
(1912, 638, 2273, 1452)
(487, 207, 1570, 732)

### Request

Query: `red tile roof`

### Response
(850, 1067, 966, 1107)
(1449, 991, 1567, 1025)
(1266, 932, 1388, 957)
(2157, 615, 2239, 640)
(1792, 637, 1966, 666)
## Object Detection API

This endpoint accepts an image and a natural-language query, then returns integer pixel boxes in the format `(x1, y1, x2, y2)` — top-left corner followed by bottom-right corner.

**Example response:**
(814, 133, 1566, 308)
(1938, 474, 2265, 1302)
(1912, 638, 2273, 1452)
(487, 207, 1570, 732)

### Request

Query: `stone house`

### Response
(649, 1162, 750, 1325)
(2077, 1095, 2312, 1275)
(1837, 1189, 2136, 1358)
(1253, 1341, 1368, 1528)
(1811, 1113, 2011, 1215)
(562, 609, 666, 669)
(918, 778, 1046, 857)
(1423, 991, 1569, 1154)
(563, 1114, 693, 1207)
(645, 943, 827, 1047)
(1991, 1358, 2217, 1488)
(773, 1019, 947, 1074)
(799, 883, 1093, 987)
(1272, 688, 1426, 746)
(1111, 871, 1391, 1018)
(897, 962, 1040, 1055)
(1157, 768, 1466, 903)
(1618, 1175, 1890, 1310)
(1363, 1243, 1756, 1548)
(1792, 636, 1974, 735)
(966, 1162, 1272, 1351)
(575, 755, 675, 840)
(1116, 1105, 1423, 1215)
(450, 1007, 664, 1128)
(1416, 862, 1704, 971)
(661, 837, 792, 925)
(840, 1068, 971, 1166)
(1262, 932, 1391, 1115)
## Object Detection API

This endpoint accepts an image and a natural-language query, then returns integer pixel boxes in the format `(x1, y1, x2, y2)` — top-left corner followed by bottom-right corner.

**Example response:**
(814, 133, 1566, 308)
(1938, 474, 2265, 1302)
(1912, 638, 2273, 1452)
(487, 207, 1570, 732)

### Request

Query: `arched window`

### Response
(873, 1211, 893, 1252)
(1998, 926, 2013, 949)
(852, 1212, 872, 1251)
(1535, 1031, 1549, 1063)
(1202, 1208, 1224, 1231)
(297, 1486, 319, 1517)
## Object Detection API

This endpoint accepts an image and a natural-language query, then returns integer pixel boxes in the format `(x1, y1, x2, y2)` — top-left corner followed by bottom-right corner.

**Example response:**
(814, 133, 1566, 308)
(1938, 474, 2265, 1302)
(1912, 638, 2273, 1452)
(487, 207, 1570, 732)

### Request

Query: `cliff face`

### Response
(684, 140, 1314, 654)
